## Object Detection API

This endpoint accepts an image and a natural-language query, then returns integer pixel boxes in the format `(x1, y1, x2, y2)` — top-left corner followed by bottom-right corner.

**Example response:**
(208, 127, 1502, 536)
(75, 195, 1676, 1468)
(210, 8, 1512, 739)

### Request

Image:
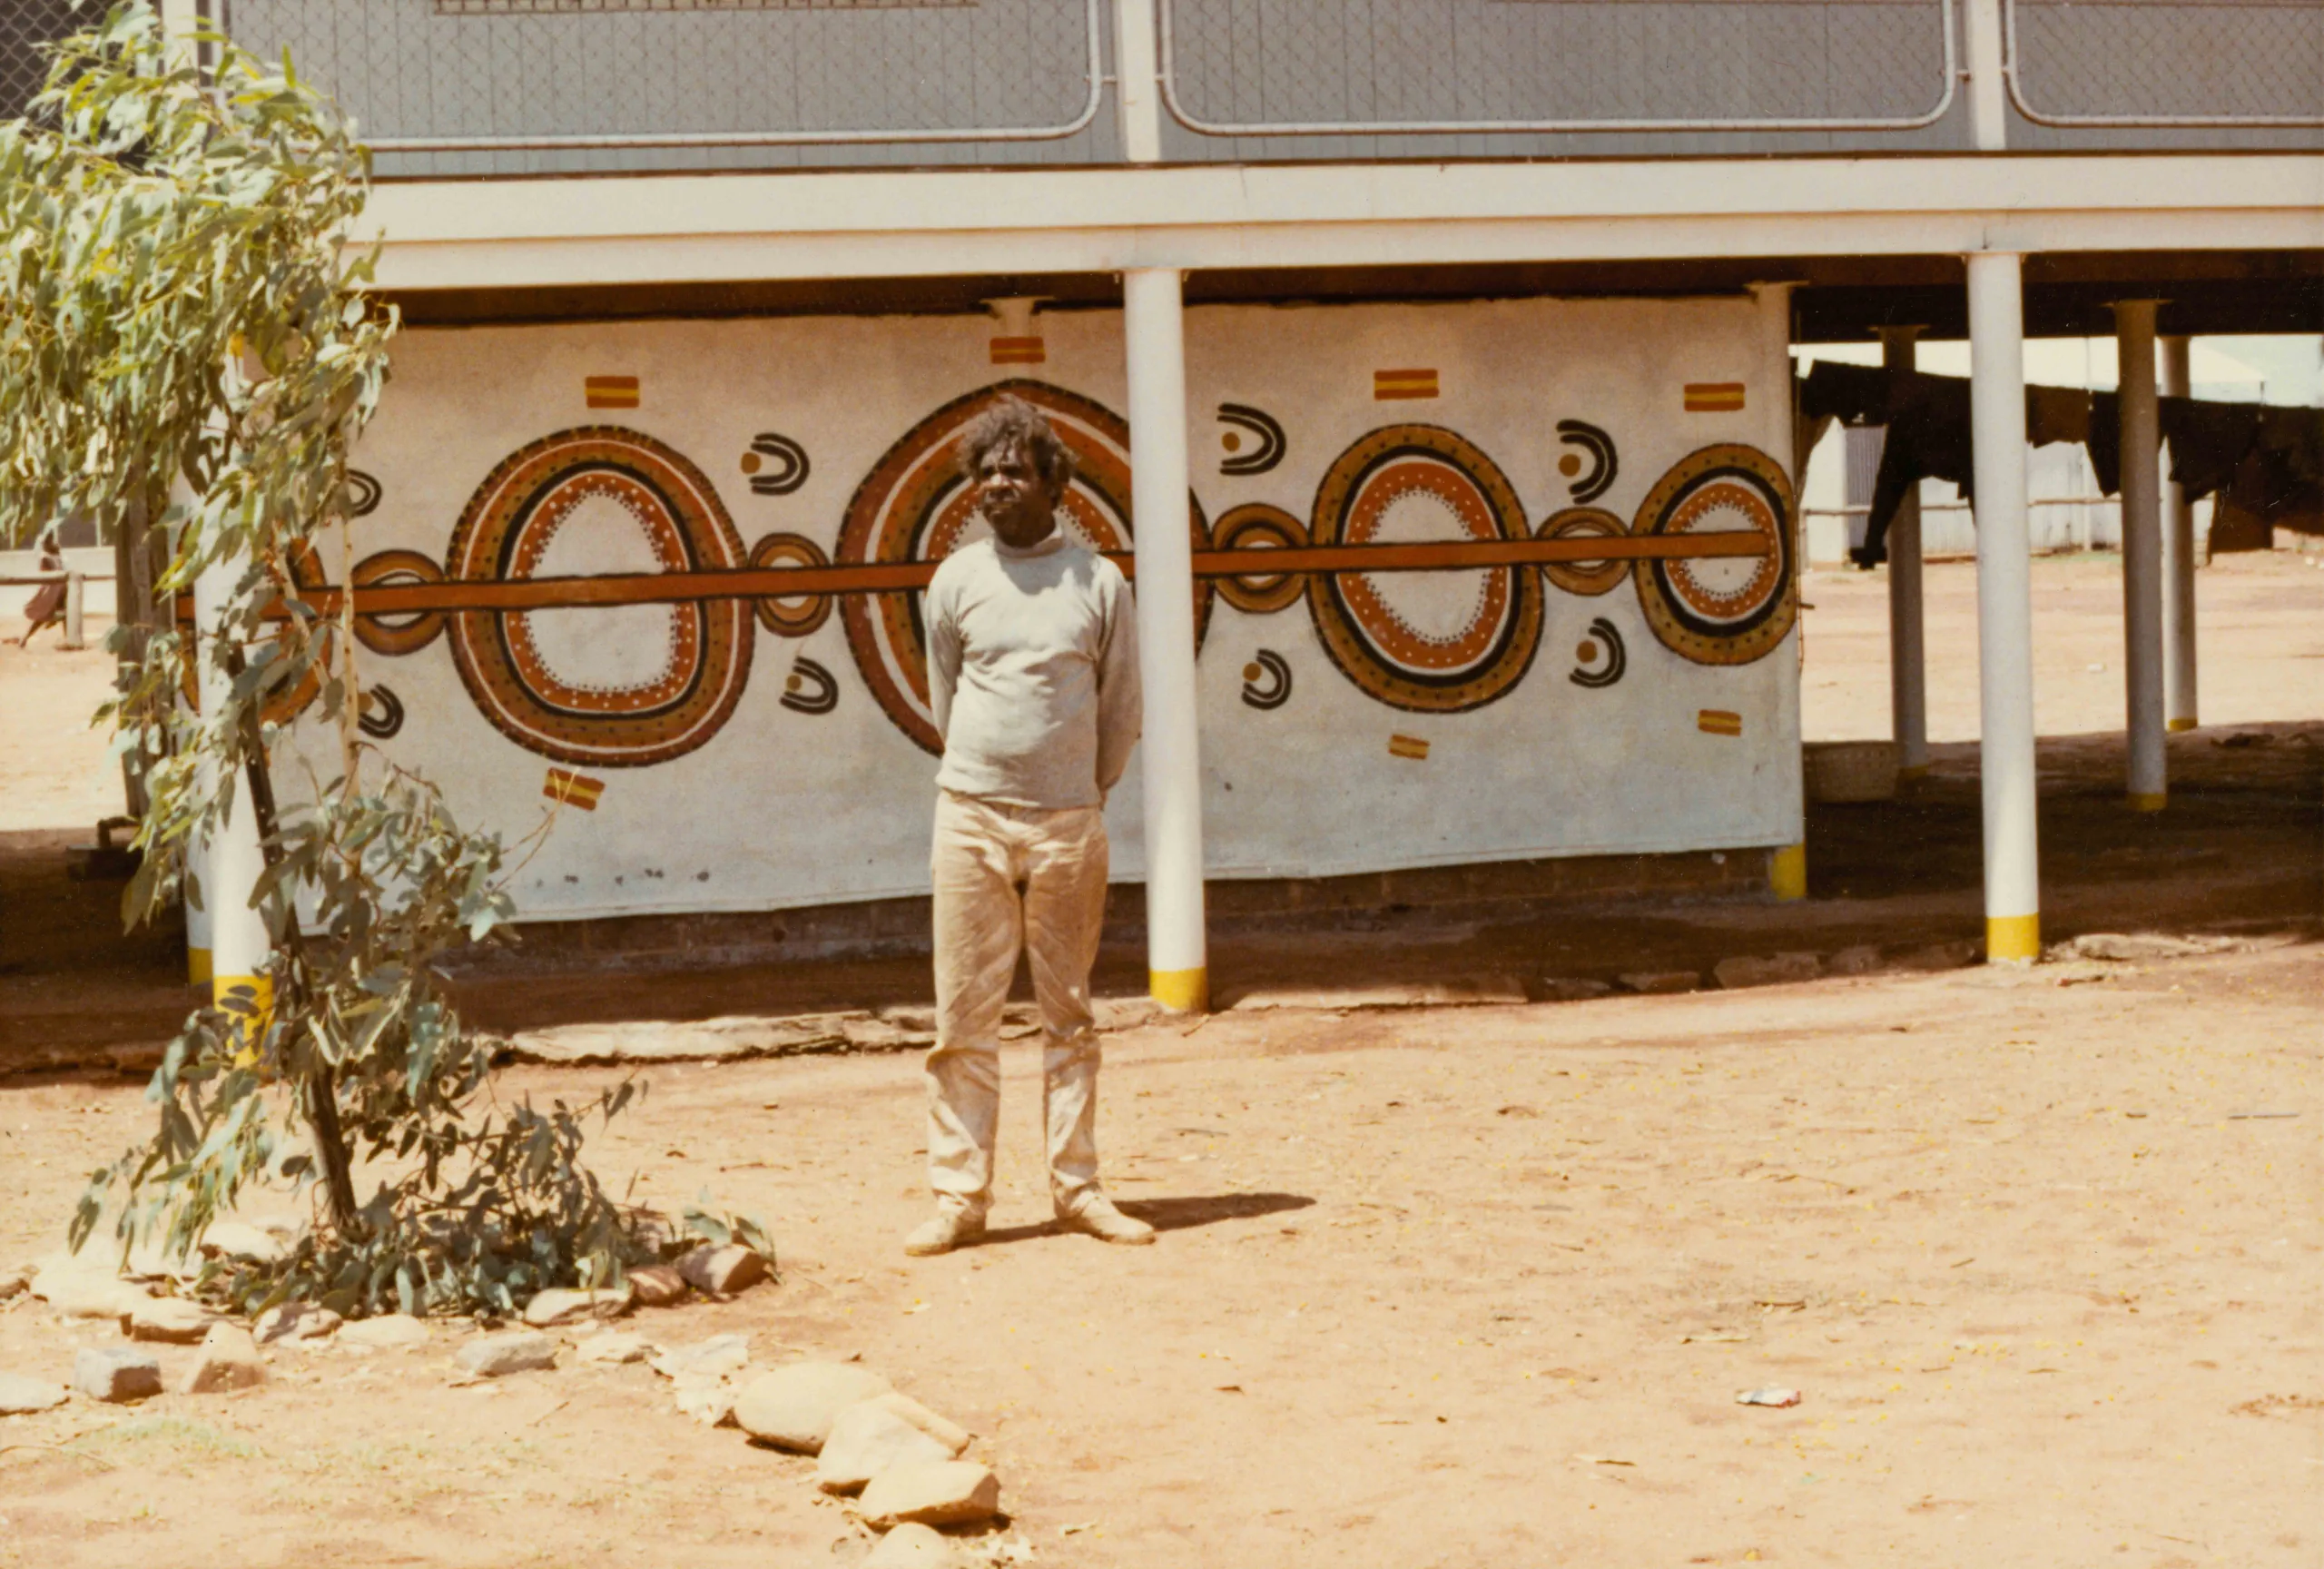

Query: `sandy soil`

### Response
(2, 941, 2319, 1568)
(1, 551, 2319, 1567)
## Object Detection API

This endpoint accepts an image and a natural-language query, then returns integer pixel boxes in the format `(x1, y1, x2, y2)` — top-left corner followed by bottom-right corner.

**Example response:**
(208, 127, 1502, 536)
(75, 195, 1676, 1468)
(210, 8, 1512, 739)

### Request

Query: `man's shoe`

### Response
(1057, 1194, 1155, 1246)
(904, 1209, 986, 1257)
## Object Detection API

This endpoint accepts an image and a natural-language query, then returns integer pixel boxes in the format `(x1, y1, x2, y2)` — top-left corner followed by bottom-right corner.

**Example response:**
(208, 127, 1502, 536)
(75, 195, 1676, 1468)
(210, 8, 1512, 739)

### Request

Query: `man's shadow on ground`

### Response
(967, 1191, 1315, 1248)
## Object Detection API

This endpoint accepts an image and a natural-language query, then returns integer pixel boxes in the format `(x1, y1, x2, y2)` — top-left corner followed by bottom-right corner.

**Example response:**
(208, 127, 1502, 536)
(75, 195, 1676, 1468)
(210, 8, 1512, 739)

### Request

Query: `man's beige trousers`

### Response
(926, 790, 1110, 1222)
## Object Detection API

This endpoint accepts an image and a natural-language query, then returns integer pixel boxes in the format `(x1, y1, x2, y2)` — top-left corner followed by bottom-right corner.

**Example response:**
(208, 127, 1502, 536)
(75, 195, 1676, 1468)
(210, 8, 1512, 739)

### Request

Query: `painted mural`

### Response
(277, 297, 1803, 918)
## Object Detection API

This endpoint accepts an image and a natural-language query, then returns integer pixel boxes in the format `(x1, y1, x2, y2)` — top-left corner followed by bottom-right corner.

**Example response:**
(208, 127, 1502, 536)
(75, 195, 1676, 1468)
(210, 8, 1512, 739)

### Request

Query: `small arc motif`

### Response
(358, 683, 407, 738)
(1240, 649, 1293, 711)
(345, 469, 383, 519)
(781, 656, 841, 715)
(1569, 618, 1627, 689)
(744, 433, 811, 497)
(1217, 403, 1287, 477)
(1555, 419, 1619, 505)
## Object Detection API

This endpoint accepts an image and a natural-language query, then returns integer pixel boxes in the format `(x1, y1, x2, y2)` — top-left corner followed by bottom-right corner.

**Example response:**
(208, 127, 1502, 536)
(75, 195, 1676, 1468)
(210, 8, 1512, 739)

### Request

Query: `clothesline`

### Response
(1796, 361, 2324, 567)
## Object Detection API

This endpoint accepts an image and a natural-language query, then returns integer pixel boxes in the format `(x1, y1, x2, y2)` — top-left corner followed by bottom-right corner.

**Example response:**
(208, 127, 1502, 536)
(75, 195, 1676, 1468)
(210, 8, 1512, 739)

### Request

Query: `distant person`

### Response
(907, 396, 1152, 1257)
(15, 528, 65, 647)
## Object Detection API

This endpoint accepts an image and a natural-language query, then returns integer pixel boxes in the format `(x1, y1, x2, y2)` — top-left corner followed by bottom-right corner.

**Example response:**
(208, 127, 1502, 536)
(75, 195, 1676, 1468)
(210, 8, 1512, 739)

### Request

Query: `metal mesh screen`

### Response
(218, 0, 1103, 160)
(0, 0, 97, 123)
(2009, 0, 2324, 124)
(1160, 0, 1957, 133)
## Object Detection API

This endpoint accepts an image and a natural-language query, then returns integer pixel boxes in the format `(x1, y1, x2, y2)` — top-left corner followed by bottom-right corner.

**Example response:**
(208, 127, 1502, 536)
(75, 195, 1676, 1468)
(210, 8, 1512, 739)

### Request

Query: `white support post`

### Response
(2160, 335, 2200, 732)
(2113, 301, 2167, 811)
(1966, 252, 2041, 963)
(1962, 0, 2012, 151)
(1124, 266, 1206, 1012)
(1878, 325, 1931, 782)
(1753, 282, 1808, 902)
(60, 571, 86, 651)
(1112, 0, 1164, 163)
(192, 553, 274, 1026)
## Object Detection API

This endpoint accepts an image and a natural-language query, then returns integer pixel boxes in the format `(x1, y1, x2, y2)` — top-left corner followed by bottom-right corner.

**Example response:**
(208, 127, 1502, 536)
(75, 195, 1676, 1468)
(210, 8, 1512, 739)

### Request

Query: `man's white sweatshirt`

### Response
(925, 533, 1142, 810)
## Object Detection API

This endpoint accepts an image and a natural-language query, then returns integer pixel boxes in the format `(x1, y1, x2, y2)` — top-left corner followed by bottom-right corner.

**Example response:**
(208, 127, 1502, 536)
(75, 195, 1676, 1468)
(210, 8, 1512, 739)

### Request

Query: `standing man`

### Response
(908, 396, 1156, 1257)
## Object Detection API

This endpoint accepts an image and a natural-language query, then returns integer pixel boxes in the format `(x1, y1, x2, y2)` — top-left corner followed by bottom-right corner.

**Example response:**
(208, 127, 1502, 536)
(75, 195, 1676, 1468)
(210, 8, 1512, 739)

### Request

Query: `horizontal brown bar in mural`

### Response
(199, 533, 1771, 623)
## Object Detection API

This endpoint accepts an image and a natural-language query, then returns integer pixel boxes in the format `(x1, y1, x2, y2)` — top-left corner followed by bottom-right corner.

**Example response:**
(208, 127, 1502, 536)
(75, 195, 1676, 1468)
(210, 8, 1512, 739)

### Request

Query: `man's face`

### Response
(973, 439, 1061, 548)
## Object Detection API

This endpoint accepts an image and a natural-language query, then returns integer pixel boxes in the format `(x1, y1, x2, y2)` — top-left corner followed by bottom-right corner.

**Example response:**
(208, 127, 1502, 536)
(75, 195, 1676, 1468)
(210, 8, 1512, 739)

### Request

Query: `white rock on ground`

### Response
(28, 1255, 152, 1324)
(734, 1361, 892, 1453)
(1826, 944, 1885, 976)
(455, 1330, 556, 1378)
(1711, 952, 1824, 990)
(129, 1298, 222, 1344)
(182, 1324, 267, 1394)
(522, 1282, 635, 1327)
(199, 1220, 289, 1266)
(627, 1265, 687, 1308)
(858, 1462, 1002, 1530)
(870, 1391, 973, 1456)
(672, 1376, 741, 1426)
(677, 1244, 769, 1296)
(865, 1522, 956, 1568)
(647, 1333, 750, 1382)
(339, 1314, 431, 1349)
(577, 1331, 649, 1366)
(816, 1401, 956, 1495)
(254, 1302, 341, 1345)
(0, 1373, 70, 1415)
(2063, 932, 2230, 962)
(73, 1347, 162, 1403)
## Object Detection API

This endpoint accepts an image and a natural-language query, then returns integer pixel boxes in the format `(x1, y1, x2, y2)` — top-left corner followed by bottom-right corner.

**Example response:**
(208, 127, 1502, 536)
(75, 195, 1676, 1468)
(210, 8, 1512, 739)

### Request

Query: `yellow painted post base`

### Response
(188, 946, 213, 986)
(2127, 792, 2167, 813)
(1768, 844, 1807, 902)
(2166, 717, 2197, 733)
(214, 974, 276, 1065)
(1150, 967, 1209, 1014)
(1985, 913, 2042, 963)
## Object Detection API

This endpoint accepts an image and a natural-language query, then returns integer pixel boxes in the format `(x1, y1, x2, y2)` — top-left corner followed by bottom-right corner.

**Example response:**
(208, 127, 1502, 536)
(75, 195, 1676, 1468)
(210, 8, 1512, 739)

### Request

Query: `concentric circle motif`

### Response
(1210, 504, 1310, 616)
(1535, 506, 1630, 598)
(350, 548, 448, 656)
(838, 380, 1210, 755)
(748, 531, 833, 638)
(1305, 424, 1542, 714)
(1630, 443, 1796, 666)
(179, 542, 331, 727)
(445, 426, 752, 767)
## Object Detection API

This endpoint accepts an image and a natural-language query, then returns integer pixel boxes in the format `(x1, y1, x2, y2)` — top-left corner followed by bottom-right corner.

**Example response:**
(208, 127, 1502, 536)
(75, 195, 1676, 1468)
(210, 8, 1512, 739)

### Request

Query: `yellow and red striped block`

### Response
(1683, 382, 1747, 413)
(544, 767, 606, 810)
(585, 375, 640, 410)
(1374, 368, 1440, 401)
(1387, 733, 1432, 760)
(989, 337, 1046, 366)
(1697, 709, 1743, 737)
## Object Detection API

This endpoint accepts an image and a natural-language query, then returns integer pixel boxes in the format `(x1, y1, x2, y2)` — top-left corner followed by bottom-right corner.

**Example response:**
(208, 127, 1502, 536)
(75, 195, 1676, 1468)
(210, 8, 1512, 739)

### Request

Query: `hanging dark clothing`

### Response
(1797, 363, 2089, 567)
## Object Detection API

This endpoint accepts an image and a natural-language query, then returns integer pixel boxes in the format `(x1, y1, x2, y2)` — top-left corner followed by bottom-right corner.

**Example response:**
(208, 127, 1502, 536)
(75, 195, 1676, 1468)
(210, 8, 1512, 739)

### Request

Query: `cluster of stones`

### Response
(2, 1229, 997, 1566)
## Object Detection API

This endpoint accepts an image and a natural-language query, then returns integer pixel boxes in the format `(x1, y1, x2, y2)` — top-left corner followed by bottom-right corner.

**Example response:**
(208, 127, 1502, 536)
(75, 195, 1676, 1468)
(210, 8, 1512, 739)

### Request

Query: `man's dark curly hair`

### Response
(958, 395, 1076, 490)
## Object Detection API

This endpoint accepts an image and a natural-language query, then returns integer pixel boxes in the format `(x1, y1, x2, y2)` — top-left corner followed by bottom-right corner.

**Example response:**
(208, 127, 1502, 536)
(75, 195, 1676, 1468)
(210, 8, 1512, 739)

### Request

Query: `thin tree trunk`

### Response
(222, 646, 359, 1233)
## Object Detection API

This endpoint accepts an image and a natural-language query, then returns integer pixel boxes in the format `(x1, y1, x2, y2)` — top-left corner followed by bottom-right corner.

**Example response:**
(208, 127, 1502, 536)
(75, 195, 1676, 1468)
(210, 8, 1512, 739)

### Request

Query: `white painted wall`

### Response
(296, 295, 1802, 920)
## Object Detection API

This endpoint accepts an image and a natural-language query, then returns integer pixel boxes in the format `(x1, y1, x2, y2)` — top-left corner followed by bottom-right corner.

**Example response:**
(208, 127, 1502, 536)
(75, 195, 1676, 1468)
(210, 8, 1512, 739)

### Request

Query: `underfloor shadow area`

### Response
(5, 722, 2317, 1071)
